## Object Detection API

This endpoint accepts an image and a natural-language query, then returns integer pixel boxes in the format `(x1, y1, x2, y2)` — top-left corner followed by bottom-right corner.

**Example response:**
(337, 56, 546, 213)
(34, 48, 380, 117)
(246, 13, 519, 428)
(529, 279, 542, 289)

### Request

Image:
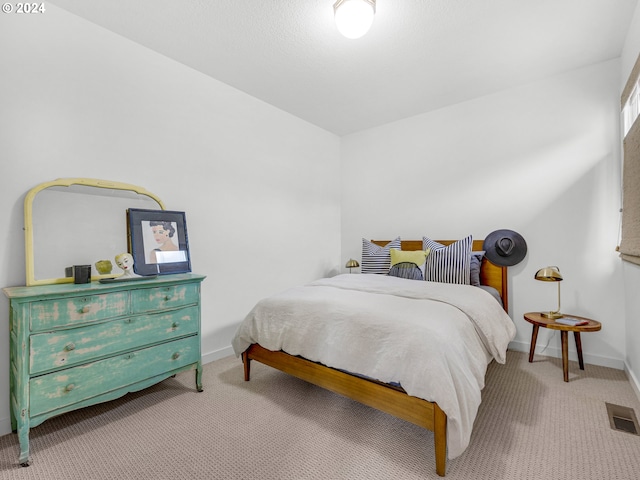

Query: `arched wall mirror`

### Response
(25, 178, 165, 286)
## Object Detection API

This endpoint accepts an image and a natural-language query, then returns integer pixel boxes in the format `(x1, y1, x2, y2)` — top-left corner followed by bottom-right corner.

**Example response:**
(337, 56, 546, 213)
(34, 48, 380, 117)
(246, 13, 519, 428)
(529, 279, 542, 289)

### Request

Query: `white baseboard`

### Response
(202, 345, 234, 365)
(0, 417, 11, 437)
(508, 340, 625, 370)
(624, 361, 640, 403)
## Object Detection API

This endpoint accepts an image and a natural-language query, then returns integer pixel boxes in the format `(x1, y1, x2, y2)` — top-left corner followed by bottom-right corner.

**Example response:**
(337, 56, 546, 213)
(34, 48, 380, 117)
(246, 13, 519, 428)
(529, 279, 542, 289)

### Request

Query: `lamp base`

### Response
(541, 311, 564, 319)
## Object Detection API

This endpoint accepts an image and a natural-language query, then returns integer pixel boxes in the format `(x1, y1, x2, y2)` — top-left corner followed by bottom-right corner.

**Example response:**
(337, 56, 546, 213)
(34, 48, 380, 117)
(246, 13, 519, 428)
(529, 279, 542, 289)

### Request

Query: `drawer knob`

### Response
(81, 305, 92, 314)
(65, 384, 75, 392)
(64, 343, 76, 352)
(172, 322, 179, 330)
(172, 352, 180, 360)
(124, 318, 134, 324)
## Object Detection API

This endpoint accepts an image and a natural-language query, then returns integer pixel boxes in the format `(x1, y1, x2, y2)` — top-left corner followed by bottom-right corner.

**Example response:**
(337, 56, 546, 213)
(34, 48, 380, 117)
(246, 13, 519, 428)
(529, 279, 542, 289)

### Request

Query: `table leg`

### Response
(561, 331, 569, 382)
(529, 325, 539, 363)
(574, 332, 584, 370)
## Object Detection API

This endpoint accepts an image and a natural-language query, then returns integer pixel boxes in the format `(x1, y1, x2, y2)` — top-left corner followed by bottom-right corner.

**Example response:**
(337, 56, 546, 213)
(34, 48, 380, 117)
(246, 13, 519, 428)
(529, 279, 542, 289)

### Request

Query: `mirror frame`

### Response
(24, 178, 166, 286)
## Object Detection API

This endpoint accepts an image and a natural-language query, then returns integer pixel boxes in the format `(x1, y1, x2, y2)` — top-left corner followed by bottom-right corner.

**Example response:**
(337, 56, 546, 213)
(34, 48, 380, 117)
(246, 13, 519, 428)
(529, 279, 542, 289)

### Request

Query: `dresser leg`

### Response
(17, 420, 30, 466)
(195, 362, 203, 392)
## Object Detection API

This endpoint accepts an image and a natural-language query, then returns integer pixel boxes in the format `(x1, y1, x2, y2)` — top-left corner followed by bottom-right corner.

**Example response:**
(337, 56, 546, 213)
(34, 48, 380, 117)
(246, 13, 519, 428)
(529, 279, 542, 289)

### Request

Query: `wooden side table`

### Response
(523, 312, 601, 382)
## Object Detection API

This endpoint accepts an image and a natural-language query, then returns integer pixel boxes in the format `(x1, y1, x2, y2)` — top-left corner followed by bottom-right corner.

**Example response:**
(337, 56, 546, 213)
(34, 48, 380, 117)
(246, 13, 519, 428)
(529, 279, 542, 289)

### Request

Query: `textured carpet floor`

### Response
(1, 350, 639, 479)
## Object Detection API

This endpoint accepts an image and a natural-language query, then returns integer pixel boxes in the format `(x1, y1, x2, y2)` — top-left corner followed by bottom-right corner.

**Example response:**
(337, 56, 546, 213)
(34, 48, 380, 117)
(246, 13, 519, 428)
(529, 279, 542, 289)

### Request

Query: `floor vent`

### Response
(606, 402, 640, 435)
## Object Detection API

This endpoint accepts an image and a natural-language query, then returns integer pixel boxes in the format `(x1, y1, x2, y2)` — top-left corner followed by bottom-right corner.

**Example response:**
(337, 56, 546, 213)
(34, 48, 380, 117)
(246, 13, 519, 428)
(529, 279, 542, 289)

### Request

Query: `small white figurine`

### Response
(114, 253, 137, 278)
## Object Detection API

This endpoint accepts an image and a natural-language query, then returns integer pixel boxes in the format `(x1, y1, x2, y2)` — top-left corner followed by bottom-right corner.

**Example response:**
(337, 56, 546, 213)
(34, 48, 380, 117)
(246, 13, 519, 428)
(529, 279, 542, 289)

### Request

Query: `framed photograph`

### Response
(127, 208, 191, 276)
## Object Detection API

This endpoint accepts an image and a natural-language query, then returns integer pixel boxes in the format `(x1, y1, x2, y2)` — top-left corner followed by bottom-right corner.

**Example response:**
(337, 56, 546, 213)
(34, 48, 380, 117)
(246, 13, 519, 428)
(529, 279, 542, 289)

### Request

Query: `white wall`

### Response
(0, 3, 635, 442)
(341, 59, 625, 371)
(621, 3, 640, 398)
(0, 6, 341, 435)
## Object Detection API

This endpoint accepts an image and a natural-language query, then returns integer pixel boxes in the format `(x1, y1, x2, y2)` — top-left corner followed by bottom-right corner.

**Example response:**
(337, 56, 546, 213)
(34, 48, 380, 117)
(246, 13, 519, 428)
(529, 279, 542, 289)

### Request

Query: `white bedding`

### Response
(232, 273, 516, 459)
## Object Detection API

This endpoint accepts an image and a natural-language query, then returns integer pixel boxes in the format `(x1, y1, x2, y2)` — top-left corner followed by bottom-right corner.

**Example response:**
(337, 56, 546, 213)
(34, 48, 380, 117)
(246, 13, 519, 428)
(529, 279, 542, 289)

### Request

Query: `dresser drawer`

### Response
(29, 305, 200, 375)
(131, 283, 199, 313)
(29, 336, 199, 417)
(30, 292, 130, 332)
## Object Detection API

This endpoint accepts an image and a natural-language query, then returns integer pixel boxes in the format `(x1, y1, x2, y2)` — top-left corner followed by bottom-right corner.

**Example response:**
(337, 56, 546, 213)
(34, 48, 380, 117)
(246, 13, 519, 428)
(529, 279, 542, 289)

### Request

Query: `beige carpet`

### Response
(1, 350, 639, 480)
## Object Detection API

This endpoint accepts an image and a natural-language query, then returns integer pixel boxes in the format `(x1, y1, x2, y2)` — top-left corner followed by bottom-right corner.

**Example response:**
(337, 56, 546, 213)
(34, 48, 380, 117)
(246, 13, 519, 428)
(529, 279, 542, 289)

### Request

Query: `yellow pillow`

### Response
(390, 248, 430, 267)
(389, 248, 430, 280)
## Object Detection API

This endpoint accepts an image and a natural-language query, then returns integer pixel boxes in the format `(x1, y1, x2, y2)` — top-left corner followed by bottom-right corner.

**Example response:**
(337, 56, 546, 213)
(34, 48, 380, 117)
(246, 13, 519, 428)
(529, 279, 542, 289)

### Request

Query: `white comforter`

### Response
(232, 274, 516, 459)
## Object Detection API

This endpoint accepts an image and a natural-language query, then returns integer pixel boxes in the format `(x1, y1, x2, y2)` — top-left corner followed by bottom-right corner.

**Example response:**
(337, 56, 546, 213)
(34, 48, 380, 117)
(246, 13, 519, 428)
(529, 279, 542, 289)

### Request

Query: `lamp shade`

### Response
(534, 266, 563, 281)
(345, 259, 360, 268)
(334, 0, 376, 39)
(535, 266, 563, 318)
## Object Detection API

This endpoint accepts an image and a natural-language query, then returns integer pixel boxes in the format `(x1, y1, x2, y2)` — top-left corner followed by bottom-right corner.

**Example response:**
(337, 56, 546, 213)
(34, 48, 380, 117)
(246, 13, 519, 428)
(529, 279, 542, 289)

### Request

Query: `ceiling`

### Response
(50, 0, 638, 136)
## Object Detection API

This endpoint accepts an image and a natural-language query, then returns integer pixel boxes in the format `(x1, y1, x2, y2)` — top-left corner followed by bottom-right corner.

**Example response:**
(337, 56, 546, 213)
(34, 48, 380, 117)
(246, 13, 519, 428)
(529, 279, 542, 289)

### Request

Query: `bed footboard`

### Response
(242, 344, 447, 476)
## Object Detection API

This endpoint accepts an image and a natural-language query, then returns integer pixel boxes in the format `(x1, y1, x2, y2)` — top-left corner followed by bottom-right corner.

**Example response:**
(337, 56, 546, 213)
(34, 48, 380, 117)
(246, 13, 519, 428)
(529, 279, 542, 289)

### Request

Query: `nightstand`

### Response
(523, 312, 601, 382)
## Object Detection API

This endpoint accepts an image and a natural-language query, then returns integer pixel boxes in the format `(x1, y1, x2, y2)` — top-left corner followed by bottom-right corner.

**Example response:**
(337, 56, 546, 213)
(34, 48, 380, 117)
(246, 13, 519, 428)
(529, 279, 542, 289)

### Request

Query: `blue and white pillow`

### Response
(361, 237, 402, 274)
(422, 235, 473, 285)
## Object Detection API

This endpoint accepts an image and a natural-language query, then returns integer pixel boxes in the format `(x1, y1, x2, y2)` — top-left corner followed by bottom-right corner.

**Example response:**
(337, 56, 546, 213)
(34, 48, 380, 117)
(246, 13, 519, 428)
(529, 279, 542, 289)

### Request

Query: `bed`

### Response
(232, 239, 515, 476)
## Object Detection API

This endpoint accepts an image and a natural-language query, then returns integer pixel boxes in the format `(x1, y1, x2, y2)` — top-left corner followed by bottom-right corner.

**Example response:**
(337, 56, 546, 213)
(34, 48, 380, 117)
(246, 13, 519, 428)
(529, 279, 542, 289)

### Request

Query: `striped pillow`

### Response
(422, 235, 472, 284)
(361, 237, 402, 274)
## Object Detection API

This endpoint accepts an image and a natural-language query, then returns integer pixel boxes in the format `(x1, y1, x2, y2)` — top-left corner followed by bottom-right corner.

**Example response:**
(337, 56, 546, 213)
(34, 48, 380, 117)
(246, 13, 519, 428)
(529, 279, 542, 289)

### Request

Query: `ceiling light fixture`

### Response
(333, 0, 376, 39)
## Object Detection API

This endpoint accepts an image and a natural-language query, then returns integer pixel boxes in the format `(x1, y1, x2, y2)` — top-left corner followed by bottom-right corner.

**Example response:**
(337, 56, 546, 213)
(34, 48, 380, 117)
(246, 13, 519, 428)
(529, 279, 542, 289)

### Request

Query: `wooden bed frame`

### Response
(241, 240, 508, 477)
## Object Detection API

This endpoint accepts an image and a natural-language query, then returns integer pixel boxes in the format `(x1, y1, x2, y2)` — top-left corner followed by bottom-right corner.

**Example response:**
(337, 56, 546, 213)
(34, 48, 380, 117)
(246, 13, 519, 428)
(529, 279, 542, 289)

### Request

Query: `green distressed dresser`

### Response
(3, 273, 206, 466)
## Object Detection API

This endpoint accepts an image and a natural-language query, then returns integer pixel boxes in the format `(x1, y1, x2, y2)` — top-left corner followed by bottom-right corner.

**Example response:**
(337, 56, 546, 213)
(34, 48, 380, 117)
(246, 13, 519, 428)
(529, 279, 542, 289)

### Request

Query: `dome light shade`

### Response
(333, 0, 376, 39)
(535, 266, 564, 319)
(345, 258, 360, 273)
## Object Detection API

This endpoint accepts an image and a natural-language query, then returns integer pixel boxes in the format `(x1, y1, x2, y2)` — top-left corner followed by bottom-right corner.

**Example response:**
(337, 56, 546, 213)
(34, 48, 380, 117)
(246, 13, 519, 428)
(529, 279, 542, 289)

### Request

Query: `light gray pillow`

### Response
(470, 251, 485, 287)
(478, 285, 503, 306)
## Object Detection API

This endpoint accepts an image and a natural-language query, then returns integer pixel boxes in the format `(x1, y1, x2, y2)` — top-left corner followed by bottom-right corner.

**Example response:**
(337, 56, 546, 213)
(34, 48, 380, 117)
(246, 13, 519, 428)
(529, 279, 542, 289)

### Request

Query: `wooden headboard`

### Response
(372, 240, 509, 312)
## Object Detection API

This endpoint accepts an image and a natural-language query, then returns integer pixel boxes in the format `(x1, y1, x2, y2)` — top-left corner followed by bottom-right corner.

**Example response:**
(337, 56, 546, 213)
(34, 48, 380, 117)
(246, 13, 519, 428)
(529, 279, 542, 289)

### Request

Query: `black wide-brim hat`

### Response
(483, 229, 527, 267)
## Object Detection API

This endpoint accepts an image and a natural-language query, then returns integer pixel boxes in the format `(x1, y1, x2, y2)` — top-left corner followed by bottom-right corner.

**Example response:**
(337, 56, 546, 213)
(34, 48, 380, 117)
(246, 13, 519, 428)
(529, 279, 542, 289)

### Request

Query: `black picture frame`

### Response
(127, 208, 191, 276)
